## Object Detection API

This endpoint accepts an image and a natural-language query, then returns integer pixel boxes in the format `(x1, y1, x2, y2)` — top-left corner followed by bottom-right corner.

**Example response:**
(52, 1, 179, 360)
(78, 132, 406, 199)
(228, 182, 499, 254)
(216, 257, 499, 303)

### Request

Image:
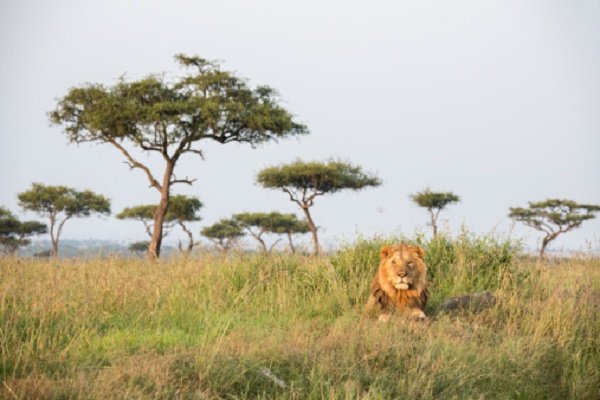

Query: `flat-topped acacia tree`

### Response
(410, 188, 460, 237)
(117, 195, 202, 255)
(267, 213, 309, 253)
(509, 199, 600, 259)
(257, 160, 381, 255)
(17, 183, 110, 257)
(0, 207, 47, 256)
(233, 211, 308, 253)
(50, 54, 307, 260)
(201, 219, 245, 253)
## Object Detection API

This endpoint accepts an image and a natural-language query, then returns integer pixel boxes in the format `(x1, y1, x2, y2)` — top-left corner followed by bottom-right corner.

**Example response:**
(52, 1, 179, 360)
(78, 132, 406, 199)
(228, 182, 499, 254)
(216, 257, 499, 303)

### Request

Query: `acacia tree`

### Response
(509, 199, 600, 259)
(51, 54, 307, 260)
(117, 195, 202, 255)
(201, 219, 245, 252)
(17, 183, 110, 258)
(128, 241, 150, 255)
(169, 195, 203, 255)
(267, 213, 309, 253)
(116, 205, 164, 238)
(257, 160, 381, 255)
(233, 211, 308, 253)
(410, 189, 460, 237)
(0, 207, 47, 255)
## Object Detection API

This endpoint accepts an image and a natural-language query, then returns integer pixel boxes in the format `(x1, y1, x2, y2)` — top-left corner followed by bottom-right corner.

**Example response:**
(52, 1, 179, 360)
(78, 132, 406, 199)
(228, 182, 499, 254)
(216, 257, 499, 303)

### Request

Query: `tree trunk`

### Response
(178, 221, 194, 256)
(52, 239, 59, 258)
(429, 208, 438, 238)
(54, 217, 69, 259)
(287, 232, 296, 254)
(49, 214, 58, 258)
(148, 161, 174, 261)
(301, 205, 319, 255)
(539, 235, 555, 260)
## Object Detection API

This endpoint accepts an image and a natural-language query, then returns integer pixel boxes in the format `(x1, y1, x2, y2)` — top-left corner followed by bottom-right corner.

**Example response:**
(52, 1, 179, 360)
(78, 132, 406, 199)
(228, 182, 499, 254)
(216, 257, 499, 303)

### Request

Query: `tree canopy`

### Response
(509, 199, 600, 259)
(128, 241, 150, 254)
(410, 188, 460, 237)
(0, 207, 47, 255)
(50, 54, 308, 260)
(233, 211, 308, 253)
(117, 195, 202, 255)
(200, 219, 245, 252)
(18, 183, 110, 257)
(257, 160, 381, 254)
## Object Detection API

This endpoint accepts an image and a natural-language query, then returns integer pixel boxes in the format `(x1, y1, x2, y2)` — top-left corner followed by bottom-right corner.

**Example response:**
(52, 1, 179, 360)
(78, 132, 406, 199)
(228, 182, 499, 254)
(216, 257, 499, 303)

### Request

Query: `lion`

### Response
(365, 244, 428, 321)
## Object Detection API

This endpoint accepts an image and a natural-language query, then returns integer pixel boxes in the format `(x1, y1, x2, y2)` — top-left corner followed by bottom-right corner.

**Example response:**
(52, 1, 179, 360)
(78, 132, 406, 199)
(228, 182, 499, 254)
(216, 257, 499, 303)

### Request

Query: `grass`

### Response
(1, 234, 599, 399)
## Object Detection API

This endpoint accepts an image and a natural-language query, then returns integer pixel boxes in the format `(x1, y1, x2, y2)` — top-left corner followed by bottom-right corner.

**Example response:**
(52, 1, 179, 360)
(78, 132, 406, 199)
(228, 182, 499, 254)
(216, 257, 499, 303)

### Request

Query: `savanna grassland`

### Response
(1, 234, 599, 399)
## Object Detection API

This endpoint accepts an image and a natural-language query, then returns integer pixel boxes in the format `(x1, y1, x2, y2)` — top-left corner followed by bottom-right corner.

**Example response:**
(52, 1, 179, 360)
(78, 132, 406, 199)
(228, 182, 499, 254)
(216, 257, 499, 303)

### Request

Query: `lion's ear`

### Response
(380, 245, 392, 260)
(412, 245, 425, 259)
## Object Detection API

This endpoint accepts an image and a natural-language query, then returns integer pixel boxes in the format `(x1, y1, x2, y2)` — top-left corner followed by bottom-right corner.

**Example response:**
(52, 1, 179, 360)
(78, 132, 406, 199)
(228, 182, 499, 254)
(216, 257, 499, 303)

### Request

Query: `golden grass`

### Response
(1, 242, 599, 399)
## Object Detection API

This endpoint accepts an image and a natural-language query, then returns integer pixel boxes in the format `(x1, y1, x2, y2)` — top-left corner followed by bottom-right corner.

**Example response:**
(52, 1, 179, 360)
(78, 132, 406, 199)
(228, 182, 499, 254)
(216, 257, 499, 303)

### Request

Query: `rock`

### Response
(438, 291, 496, 312)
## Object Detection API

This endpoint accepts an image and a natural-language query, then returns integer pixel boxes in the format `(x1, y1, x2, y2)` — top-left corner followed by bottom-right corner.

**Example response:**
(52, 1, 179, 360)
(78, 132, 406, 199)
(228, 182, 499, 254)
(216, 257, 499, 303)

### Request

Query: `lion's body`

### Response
(365, 244, 428, 320)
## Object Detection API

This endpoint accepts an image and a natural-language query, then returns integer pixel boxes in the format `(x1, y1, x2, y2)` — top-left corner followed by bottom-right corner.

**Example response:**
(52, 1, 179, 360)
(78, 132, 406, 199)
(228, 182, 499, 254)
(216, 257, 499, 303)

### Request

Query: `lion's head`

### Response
(378, 244, 427, 294)
(366, 243, 428, 319)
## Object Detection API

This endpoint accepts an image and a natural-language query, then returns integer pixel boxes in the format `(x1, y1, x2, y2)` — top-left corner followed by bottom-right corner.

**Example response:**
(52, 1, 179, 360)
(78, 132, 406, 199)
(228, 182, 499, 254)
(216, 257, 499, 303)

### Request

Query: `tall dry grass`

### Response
(1, 234, 599, 399)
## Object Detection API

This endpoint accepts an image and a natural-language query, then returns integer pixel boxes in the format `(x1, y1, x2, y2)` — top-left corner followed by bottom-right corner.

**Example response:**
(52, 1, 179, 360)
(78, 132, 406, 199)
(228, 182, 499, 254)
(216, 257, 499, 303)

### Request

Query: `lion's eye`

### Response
(407, 261, 414, 268)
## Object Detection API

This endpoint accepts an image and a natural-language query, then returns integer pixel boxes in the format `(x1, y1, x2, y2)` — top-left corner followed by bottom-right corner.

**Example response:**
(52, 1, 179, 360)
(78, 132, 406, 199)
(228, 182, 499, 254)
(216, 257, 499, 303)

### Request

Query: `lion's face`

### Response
(380, 244, 427, 292)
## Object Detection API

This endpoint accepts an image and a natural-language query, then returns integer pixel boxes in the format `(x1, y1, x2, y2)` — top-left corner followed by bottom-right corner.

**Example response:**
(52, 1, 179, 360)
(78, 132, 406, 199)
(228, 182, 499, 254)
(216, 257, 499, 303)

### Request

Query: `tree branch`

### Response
(282, 187, 303, 208)
(268, 238, 283, 253)
(170, 175, 198, 186)
(106, 138, 162, 191)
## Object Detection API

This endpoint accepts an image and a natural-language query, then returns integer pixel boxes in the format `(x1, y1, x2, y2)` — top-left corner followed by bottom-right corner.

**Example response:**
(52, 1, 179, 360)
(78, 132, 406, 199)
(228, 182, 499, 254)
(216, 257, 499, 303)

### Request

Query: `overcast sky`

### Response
(1, 0, 599, 252)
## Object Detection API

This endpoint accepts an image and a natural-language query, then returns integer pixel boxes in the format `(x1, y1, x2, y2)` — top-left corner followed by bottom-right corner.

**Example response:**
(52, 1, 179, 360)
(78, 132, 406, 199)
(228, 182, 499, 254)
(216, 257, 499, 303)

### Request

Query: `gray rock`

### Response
(438, 291, 496, 312)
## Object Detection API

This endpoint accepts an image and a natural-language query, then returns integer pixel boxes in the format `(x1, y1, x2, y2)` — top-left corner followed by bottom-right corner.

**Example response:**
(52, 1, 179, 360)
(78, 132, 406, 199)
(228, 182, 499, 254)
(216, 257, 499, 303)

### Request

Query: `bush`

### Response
(330, 230, 521, 309)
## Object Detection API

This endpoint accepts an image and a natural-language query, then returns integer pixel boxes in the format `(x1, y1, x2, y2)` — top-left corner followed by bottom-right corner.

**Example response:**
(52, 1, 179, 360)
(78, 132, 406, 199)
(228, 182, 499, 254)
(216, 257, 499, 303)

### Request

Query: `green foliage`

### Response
(509, 199, 600, 257)
(167, 195, 202, 222)
(257, 159, 381, 194)
(50, 54, 307, 153)
(233, 212, 307, 234)
(117, 195, 202, 223)
(509, 199, 599, 231)
(200, 219, 245, 250)
(410, 188, 460, 210)
(257, 159, 381, 254)
(17, 183, 110, 257)
(128, 241, 150, 254)
(0, 207, 47, 254)
(50, 54, 306, 259)
(18, 183, 111, 218)
(116, 205, 155, 221)
(410, 188, 460, 236)
(233, 212, 308, 252)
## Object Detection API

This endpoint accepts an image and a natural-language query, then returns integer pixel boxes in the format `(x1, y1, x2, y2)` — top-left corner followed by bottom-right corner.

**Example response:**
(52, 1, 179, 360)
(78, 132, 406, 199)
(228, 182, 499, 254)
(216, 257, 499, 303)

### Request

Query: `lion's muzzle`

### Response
(393, 275, 413, 290)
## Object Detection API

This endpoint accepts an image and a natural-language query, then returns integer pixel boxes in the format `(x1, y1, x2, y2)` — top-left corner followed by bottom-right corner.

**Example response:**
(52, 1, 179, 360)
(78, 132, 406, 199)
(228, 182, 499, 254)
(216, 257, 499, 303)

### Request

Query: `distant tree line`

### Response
(1, 54, 598, 260)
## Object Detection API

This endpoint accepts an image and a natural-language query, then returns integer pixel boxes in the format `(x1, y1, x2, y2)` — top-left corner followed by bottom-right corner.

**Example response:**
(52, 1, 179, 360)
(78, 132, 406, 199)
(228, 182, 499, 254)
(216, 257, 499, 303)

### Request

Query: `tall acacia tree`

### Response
(233, 211, 307, 253)
(257, 160, 381, 255)
(410, 189, 460, 237)
(0, 207, 47, 255)
(17, 183, 111, 257)
(51, 54, 307, 260)
(509, 199, 600, 259)
(117, 195, 202, 255)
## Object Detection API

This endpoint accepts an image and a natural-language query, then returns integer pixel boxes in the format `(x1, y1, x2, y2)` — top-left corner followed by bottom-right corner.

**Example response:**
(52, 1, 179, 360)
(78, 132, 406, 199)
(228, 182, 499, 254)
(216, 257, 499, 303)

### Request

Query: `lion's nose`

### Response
(398, 270, 407, 277)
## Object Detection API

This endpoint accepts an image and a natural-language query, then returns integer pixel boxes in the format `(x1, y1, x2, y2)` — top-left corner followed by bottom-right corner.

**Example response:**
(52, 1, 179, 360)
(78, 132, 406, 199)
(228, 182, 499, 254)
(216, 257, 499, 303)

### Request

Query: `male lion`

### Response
(365, 244, 428, 321)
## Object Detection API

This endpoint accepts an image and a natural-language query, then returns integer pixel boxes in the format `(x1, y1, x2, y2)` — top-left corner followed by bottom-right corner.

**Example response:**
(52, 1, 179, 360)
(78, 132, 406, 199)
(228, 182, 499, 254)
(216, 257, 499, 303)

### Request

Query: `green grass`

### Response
(1, 234, 599, 399)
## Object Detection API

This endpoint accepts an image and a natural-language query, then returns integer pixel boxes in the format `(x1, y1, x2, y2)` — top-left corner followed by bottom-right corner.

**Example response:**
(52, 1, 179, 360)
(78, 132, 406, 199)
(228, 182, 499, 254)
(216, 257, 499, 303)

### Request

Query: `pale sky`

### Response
(1, 0, 599, 252)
